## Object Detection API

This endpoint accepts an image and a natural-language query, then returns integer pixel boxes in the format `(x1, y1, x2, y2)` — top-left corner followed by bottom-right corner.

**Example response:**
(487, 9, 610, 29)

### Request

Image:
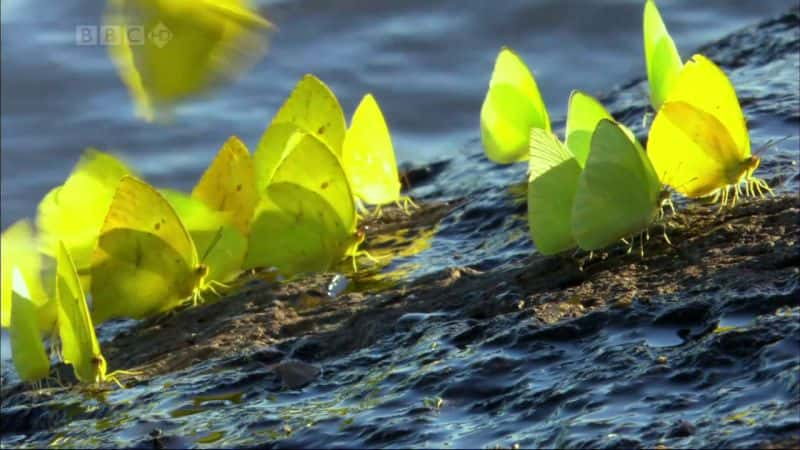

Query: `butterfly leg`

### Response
(373, 204, 384, 219)
(399, 196, 419, 215)
(639, 232, 645, 258)
(106, 375, 126, 390)
(662, 223, 672, 246)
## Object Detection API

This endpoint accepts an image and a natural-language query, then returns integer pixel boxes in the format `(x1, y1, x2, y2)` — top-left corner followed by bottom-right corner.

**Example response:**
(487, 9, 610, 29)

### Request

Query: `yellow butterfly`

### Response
(342, 93, 414, 213)
(191, 136, 258, 235)
(481, 47, 551, 164)
(57, 242, 136, 387)
(90, 176, 211, 323)
(254, 75, 347, 194)
(246, 132, 361, 276)
(9, 269, 50, 385)
(105, 0, 274, 121)
(647, 54, 770, 207)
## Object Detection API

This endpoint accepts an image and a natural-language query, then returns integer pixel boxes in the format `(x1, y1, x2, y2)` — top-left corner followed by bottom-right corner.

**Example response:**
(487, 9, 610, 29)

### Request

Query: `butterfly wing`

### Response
(661, 54, 749, 157)
(105, 0, 272, 121)
(90, 176, 200, 323)
(163, 189, 247, 284)
(643, 0, 683, 110)
(10, 277, 50, 384)
(342, 93, 402, 205)
(247, 183, 349, 276)
(191, 136, 258, 235)
(572, 120, 663, 251)
(268, 74, 347, 155)
(481, 47, 551, 164)
(1, 220, 52, 332)
(527, 129, 581, 255)
(36, 149, 134, 272)
(647, 101, 742, 197)
(246, 133, 356, 274)
(56, 242, 103, 384)
(564, 90, 614, 167)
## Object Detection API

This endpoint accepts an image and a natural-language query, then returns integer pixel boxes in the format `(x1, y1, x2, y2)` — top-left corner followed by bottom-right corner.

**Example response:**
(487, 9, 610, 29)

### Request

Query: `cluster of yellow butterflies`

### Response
(1, 74, 408, 387)
(480, 0, 772, 256)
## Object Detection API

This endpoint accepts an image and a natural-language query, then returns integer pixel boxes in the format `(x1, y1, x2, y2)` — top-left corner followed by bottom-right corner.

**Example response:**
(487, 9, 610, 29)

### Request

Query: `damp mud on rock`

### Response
(2, 7, 799, 450)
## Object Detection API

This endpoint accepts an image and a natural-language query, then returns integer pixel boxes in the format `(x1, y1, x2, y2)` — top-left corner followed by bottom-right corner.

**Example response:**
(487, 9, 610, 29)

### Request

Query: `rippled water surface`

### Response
(1, 1, 799, 448)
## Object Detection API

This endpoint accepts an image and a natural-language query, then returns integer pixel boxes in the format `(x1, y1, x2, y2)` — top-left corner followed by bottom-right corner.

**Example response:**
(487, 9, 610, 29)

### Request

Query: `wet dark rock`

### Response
(668, 419, 697, 438)
(273, 360, 321, 390)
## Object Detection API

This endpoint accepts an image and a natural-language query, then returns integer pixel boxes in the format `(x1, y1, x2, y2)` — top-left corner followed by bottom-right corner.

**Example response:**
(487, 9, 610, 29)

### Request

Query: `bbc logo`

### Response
(76, 23, 173, 48)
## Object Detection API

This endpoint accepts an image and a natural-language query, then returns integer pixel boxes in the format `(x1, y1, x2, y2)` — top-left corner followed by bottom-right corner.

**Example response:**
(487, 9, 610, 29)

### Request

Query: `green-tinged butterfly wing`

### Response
(572, 119, 663, 251)
(91, 176, 205, 323)
(270, 134, 356, 234)
(246, 183, 350, 276)
(527, 129, 581, 255)
(105, 0, 272, 121)
(644, 0, 682, 110)
(269, 74, 347, 155)
(10, 272, 50, 384)
(481, 47, 551, 164)
(162, 189, 247, 284)
(36, 149, 134, 272)
(56, 242, 104, 384)
(564, 90, 613, 167)
(246, 133, 357, 274)
(1, 220, 52, 332)
(191, 136, 259, 235)
(253, 122, 306, 193)
(342, 93, 402, 205)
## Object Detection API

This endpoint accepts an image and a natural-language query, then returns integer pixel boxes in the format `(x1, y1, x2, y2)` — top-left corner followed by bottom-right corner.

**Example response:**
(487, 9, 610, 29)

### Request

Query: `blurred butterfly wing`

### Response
(643, 0, 683, 110)
(527, 129, 581, 255)
(1, 220, 50, 330)
(36, 149, 134, 271)
(572, 120, 662, 251)
(342, 93, 401, 205)
(90, 176, 198, 322)
(56, 242, 102, 383)
(564, 90, 614, 167)
(106, 0, 271, 120)
(481, 47, 551, 164)
(191, 136, 258, 235)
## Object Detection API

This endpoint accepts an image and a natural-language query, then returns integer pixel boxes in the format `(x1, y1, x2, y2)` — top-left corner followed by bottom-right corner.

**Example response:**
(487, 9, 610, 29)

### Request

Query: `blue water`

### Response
(0, 0, 793, 228)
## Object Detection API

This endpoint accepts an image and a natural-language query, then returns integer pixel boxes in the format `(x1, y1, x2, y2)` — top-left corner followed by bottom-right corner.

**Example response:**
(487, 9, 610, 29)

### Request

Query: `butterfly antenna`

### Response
(200, 227, 225, 264)
(753, 135, 791, 156)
